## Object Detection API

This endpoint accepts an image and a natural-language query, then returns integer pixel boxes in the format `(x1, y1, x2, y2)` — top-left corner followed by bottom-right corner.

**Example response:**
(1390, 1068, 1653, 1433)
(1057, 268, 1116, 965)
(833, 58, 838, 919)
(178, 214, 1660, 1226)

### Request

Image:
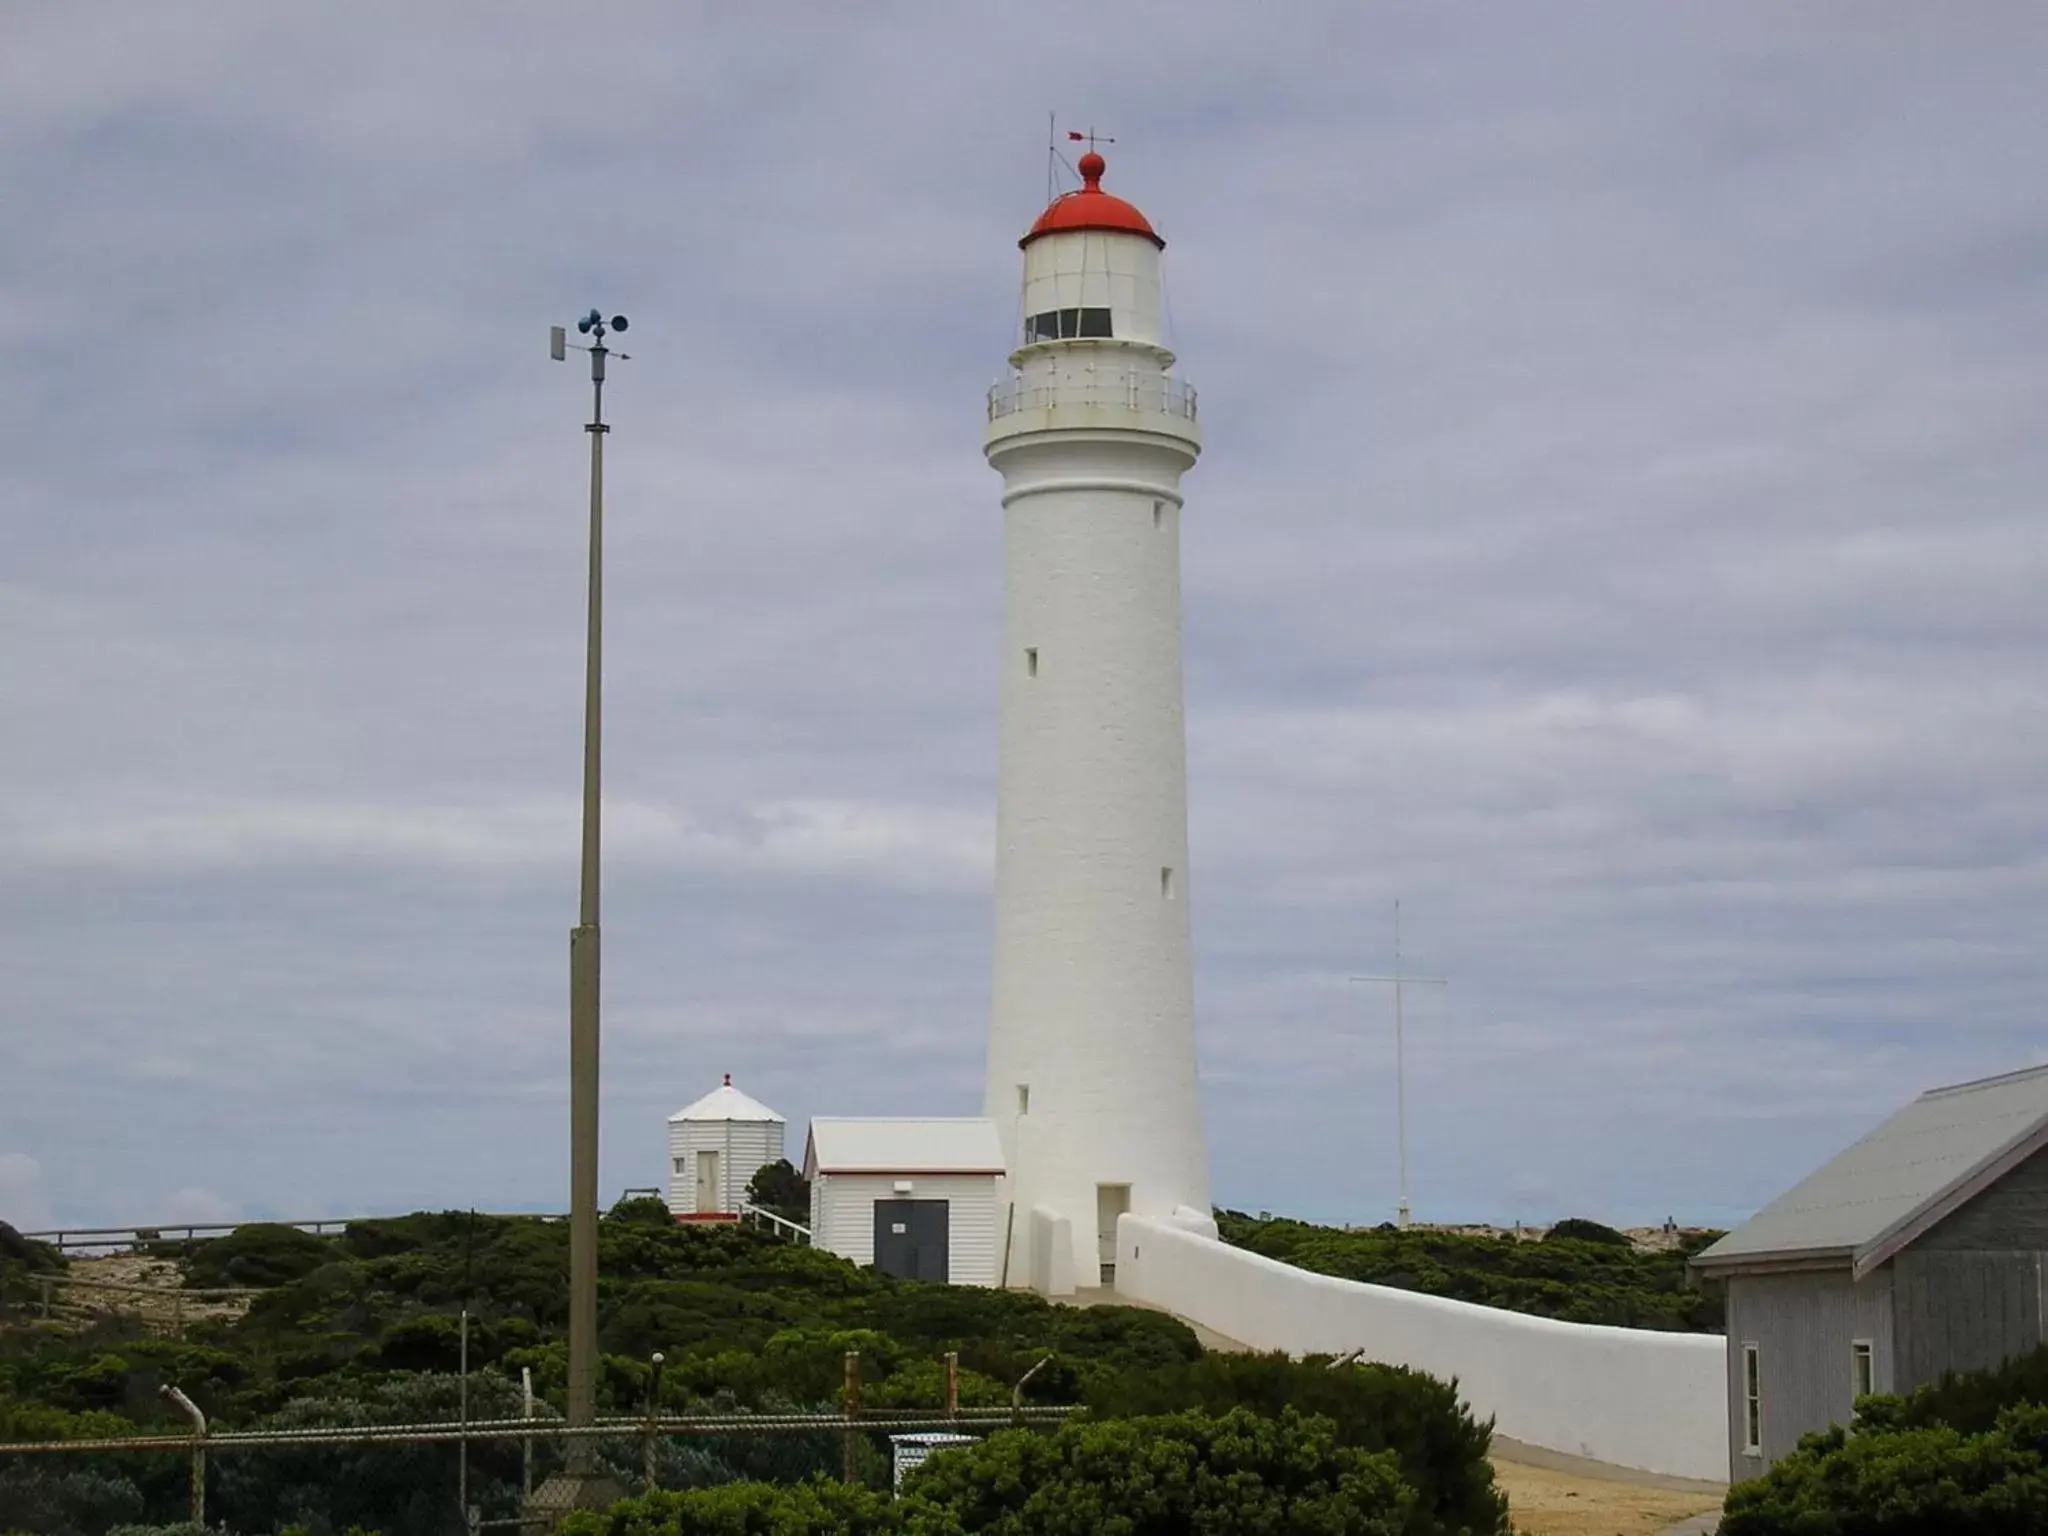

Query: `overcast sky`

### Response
(4, 5, 2045, 1236)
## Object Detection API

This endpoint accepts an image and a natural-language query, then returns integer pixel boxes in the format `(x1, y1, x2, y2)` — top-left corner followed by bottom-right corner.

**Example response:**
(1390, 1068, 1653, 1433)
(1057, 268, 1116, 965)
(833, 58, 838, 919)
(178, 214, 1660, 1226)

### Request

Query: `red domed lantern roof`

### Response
(1021, 151, 1164, 249)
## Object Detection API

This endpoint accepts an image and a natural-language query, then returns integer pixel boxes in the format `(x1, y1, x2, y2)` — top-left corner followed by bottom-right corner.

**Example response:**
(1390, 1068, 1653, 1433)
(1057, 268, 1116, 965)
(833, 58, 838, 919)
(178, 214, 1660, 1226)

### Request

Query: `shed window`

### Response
(1024, 307, 1113, 342)
(1743, 1343, 1763, 1455)
(1851, 1340, 1873, 1399)
(673, 1158, 685, 1174)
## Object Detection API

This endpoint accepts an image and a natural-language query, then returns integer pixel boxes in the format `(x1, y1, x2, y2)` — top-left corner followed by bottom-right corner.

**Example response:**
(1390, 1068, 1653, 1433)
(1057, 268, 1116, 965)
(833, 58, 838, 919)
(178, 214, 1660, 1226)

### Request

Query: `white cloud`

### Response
(160, 1187, 241, 1227)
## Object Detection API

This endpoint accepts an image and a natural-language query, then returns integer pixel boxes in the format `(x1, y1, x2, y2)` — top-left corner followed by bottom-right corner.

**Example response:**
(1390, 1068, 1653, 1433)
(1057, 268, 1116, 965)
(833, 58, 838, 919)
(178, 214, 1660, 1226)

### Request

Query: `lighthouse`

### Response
(983, 151, 1214, 1293)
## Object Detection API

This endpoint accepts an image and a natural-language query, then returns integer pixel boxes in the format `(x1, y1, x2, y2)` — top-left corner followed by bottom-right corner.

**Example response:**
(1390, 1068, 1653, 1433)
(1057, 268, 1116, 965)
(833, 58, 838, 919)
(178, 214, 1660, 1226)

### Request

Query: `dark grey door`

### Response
(874, 1199, 949, 1282)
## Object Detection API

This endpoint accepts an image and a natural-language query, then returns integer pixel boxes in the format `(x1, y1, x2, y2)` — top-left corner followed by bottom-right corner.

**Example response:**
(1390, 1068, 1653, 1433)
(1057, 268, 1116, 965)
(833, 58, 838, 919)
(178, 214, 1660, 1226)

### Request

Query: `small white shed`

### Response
(666, 1075, 785, 1218)
(804, 1117, 1005, 1286)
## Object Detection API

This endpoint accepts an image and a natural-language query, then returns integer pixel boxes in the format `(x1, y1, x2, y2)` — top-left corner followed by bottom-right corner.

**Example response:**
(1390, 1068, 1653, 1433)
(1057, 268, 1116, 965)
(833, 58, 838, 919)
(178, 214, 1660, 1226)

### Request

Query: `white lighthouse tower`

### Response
(983, 150, 1214, 1294)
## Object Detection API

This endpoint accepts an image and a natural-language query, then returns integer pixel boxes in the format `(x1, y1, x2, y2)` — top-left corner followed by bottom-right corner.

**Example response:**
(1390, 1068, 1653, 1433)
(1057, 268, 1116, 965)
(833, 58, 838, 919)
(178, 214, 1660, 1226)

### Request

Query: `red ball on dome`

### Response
(1078, 150, 1106, 184)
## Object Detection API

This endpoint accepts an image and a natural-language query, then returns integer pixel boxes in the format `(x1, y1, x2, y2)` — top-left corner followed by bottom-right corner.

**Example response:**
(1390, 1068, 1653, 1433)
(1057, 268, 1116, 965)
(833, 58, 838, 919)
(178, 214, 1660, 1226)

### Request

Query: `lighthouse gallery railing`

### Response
(987, 371, 1198, 423)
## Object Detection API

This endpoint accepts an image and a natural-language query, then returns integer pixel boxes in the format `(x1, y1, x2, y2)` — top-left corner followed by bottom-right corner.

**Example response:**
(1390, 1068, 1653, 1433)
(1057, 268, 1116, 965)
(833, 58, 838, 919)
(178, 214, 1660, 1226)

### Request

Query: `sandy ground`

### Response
(1491, 1454, 1721, 1535)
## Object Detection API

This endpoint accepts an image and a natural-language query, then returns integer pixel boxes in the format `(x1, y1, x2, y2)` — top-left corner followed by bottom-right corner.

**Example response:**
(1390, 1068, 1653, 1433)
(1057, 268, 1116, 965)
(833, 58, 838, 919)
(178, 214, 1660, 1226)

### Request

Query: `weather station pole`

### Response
(1350, 900, 1447, 1229)
(530, 308, 629, 1525)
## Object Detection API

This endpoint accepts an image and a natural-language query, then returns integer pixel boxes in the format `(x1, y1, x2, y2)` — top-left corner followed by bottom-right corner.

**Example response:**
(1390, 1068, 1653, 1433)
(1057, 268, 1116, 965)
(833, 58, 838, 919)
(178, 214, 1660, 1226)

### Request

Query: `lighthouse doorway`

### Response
(1096, 1184, 1131, 1286)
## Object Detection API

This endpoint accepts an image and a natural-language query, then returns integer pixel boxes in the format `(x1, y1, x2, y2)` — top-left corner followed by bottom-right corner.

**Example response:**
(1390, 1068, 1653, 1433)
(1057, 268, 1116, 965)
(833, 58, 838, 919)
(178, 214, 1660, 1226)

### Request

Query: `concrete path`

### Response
(1657, 1516, 1719, 1535)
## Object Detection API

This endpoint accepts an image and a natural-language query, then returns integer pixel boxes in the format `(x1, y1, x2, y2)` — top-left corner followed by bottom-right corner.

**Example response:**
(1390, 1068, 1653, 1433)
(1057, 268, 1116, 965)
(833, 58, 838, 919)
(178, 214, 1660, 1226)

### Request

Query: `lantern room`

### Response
(1015, 152, 1169, 354)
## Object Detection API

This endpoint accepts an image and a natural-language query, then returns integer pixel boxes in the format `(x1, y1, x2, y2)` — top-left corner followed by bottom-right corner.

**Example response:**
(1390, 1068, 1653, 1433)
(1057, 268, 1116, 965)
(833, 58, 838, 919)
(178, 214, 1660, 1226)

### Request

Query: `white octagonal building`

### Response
(666, 1074, 785, 1219)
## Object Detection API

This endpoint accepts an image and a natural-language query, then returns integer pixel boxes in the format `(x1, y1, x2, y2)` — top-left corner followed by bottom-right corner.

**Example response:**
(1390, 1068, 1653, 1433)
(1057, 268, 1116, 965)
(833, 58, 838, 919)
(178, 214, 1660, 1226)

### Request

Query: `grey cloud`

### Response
(4, 3, 2046, 1233)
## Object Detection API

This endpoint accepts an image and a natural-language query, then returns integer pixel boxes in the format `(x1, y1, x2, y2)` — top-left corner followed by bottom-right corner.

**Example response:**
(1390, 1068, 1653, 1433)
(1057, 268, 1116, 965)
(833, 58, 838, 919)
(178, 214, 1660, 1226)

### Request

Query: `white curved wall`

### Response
(1116, 1216, 1728, 1483)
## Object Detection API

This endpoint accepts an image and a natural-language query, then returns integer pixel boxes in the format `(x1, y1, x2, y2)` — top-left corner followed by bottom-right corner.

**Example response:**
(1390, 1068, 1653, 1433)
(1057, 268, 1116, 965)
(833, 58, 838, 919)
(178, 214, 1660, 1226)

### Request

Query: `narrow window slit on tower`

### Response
(1161, 866, 1176, 899)
(1017, 1084, 1030, 1115)
(1025, 648, 1038, 677)
(1153, 499, 1164, 529)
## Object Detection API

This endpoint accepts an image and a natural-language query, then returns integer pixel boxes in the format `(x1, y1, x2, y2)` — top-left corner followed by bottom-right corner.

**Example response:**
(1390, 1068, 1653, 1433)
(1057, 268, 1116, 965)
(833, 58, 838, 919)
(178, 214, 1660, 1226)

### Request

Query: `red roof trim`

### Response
(1021, 151, 1164, 250)
(814, 1167, 1005, 1177)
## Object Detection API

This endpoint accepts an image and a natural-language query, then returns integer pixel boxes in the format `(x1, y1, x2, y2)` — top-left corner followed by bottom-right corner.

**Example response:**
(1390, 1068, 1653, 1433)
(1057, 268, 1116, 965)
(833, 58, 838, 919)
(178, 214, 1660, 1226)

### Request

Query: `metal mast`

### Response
(532, 309, 629, 1523)
(1350, 900, 1446, 1229)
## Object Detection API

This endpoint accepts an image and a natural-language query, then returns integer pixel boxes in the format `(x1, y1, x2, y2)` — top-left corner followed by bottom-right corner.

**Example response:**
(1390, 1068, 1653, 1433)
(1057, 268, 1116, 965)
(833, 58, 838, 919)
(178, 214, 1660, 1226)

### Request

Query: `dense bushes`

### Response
(179, 1227, 334, 1292)
(1719, 1342, 2048, 1533)
(564, 1409, 1419, 1536)
(1866, 1340, 2048, 1435)
(1722, 1402, 2048, 1534)
(2, 1213, 1505, 1534)
(1084, 1352, 1504, 1536)
(1216, 1211, 1724, 1331)
(1540, 1218, 1628, 1247)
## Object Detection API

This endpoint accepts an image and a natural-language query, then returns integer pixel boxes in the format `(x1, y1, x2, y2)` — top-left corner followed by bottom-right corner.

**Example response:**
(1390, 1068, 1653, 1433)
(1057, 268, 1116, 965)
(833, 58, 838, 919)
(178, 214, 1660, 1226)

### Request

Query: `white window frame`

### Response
(1851, 1339, 1874, 1400)
(1742, 1342, 1763, 1456)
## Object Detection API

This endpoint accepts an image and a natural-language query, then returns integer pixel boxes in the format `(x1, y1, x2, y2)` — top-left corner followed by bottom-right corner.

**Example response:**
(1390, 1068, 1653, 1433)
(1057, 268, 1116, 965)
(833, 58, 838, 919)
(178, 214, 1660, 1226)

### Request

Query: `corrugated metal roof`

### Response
(667, 1078, 785, 1124)
(804, 1117, 1006, 1175)
(1694, 1063, 2048, 1276)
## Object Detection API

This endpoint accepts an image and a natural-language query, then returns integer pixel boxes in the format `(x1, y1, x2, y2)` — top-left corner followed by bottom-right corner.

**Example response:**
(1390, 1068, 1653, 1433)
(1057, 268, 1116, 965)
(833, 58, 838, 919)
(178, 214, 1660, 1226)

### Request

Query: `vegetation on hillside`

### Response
(1215, 1211, 1726, 1332)
(566, 1408, 1424, 1535)
(1722, 1342, 2048, 1533)
(0, 1204, 1508, 1536)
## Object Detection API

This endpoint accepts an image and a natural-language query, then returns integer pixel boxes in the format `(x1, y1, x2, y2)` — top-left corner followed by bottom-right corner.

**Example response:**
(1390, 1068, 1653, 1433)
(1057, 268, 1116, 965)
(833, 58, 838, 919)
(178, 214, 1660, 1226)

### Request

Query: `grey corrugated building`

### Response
(1692, 1063, 2048, 1481)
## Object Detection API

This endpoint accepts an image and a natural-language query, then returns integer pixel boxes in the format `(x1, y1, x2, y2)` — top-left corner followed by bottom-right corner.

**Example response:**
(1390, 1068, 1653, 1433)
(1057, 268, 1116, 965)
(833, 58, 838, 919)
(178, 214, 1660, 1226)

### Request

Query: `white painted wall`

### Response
(985, 215, 1208, 1293)
(810, 1173, 1002, 1287)
(1117, 1216, 1728, 1483)
(666, 1117, 783, 1216)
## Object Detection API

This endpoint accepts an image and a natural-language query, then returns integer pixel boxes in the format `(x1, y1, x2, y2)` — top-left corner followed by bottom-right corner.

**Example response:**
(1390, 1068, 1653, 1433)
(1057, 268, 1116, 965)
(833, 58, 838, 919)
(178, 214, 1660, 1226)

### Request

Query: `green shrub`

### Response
(1083, 1352, 1507, 1536)
(1541, 1218, 1629, 1248)
(0, 1465, 145, 1536)
(182, 1224, 335, 1289)
(0, 1227, 62, 1274)
(1871, 1340, 2048, 1435)
(606, 1197, 675, 1229)
(898, 1407, 1414, 1535)
(561, 1477, 896, 1536)
(1217, 1211, 1723, 1331)
(1721, 1401, 2048, 1534)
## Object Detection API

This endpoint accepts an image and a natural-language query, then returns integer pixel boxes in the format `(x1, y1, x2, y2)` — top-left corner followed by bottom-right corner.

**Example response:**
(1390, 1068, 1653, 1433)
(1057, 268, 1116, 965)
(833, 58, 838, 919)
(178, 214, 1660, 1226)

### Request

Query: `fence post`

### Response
(644, 1352, 665, 1490)
(172, 1291, 185, 1341)
(521, 1366, 535, 1501)
(159, 1384, 207, 1526)
(842, 1350, 861, 1484)
(38, 1276, 51, 1320)
(944, 1352, 958, 1419)
(1011, 1357, 1050, 1428)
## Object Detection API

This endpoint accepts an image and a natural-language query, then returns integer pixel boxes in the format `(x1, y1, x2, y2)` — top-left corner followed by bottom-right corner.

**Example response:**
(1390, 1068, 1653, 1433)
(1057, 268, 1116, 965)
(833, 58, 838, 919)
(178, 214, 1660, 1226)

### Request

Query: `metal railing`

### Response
(24, 1211, 572, 1253)
(987, 369, 1198, 423)
(737, 1203, 812, 1245)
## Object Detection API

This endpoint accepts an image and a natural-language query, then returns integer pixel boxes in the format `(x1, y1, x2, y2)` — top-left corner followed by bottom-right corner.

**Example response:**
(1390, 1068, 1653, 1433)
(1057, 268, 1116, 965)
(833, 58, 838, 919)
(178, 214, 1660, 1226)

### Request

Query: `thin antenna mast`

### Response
(1047, 111, 1056, 206)
(1349, 899, 1447, 1229)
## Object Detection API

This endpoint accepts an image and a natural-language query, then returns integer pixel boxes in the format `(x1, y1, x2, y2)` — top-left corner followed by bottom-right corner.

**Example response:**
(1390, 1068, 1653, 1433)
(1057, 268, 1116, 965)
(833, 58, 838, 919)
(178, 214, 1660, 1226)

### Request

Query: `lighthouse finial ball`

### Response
(1078, 150, 1106, 186)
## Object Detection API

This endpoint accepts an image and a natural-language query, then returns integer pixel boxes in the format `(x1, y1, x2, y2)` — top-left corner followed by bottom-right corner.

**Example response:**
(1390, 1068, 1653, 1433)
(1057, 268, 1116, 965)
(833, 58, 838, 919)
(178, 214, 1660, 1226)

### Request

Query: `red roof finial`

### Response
(1078, 150, 1106, 188)
(723, 1072, 732, 1087)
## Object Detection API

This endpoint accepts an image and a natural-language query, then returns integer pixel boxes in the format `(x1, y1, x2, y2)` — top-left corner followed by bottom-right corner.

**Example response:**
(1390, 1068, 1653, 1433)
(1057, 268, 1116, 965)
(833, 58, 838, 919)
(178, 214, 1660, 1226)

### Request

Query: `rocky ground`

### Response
(40, 1252, 255, 1335)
